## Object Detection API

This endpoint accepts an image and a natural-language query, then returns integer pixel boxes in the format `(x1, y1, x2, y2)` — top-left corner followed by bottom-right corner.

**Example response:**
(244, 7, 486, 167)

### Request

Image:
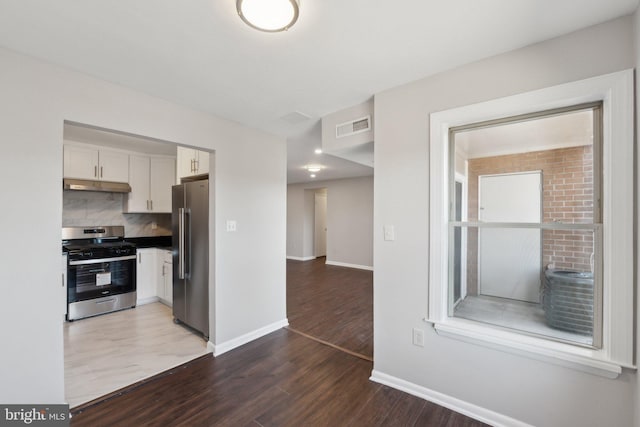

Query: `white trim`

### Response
(286, 255, 316, 261)
(428, 70, 635, 372)
(325, 260, 374, 271)
(432, 320, 623, 378)
(136, 296, 159, 306)
(212, 319, 289, 357)
(370, 370, 533, 427)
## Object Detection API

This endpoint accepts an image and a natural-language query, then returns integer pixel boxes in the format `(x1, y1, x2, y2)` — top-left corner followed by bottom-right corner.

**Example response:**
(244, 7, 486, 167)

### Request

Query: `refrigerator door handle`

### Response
(178, 207, 186, 279)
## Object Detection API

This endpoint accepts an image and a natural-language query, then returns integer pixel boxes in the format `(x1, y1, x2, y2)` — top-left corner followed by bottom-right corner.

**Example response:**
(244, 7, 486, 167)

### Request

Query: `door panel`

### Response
(172, 185, 186, 322)
(479, 172, 541, 303)
(185, 180, 209, 336)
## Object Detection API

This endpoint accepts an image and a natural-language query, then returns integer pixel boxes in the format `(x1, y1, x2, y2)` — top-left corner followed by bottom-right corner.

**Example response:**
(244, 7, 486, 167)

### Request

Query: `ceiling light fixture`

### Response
(236, 0, 299, 32)
(310, 174, 316, 178)
(314, 148, 322, 154)
(305, 164, 322, 173)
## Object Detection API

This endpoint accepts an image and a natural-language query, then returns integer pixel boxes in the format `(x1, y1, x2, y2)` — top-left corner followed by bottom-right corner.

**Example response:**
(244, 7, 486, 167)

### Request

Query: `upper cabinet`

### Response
(64, 144, 129, 183)
(124, 155, 176, 213)
(177, 147, 209, 182)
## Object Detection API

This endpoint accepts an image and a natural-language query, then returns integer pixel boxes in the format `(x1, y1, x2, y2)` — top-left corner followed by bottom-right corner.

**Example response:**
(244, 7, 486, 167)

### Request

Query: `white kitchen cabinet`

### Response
(156, 249, 173, 306)
(124, 155, 176, 213)
(63, 144, 129, 183)
(177, 147, 209, 182)
(136, 248, 158, 305)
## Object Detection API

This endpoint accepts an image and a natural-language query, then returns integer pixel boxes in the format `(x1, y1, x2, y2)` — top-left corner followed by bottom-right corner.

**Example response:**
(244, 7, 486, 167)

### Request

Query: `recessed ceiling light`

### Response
(310, 174, 316, 178)
(314, 148, 322, 154)
(305, 164, 322, 173)
(236, 0, 299, 33)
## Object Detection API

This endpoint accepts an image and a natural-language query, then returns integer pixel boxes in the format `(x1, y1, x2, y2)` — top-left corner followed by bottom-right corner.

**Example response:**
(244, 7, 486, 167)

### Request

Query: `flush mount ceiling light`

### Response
(236, 0, 300, 32)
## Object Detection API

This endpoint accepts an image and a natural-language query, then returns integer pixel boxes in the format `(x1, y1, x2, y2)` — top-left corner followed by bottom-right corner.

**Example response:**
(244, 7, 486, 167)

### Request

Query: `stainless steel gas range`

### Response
(62, 226, 137, 321)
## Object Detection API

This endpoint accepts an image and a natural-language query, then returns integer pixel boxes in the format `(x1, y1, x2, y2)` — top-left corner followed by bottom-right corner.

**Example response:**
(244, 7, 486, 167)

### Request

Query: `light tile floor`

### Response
(454, 295, 592, 345)
(64, 302, 208, 408)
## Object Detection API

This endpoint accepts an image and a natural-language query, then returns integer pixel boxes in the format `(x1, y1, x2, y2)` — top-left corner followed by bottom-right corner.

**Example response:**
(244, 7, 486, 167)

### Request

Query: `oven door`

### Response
(67, 255, 136, 303)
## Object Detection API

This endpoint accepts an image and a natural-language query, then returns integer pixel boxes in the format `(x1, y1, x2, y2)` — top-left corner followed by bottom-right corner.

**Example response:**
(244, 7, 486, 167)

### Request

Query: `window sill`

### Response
(427, 318, 632, 379)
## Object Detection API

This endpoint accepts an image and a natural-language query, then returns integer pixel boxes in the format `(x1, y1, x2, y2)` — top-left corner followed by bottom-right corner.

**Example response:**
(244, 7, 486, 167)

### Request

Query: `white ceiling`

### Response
(456, 109, 594, 159)
(0, 0, 636, 182)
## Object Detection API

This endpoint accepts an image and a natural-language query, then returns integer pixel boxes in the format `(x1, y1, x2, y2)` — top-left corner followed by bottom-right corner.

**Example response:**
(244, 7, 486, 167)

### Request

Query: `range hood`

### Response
(63, 178, 131, 193)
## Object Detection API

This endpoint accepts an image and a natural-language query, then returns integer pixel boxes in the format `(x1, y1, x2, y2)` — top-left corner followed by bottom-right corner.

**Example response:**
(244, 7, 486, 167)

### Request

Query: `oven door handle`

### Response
(69, 255, 137, 266)
(178, 207, 186, 279)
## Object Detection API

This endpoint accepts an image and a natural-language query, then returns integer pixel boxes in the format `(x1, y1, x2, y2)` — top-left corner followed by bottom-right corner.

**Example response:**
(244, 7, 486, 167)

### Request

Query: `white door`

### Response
(479, 172, 541, 303)
(63, 145, 99, 180)
(98, 149, 129, 183)
(150, 157, 176, 213)
(126, 155, 151, 212)
(314, 192, 327, 257)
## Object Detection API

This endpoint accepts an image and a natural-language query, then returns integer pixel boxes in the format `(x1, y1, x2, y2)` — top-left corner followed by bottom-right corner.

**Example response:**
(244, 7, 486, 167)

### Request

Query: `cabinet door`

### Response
(99, 149, 129, 183)
(125, 155, 150, 213)
(63, 145, 99, 180)
(177, 146, 196, 182)
(150, 157, 176, 213)
(195, 150, 209, 175)
(163, 261, 173, 305)
(136, 248, 156, 304)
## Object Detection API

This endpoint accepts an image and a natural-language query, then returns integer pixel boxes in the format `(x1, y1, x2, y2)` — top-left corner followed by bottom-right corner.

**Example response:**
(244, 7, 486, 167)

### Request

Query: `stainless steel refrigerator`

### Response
(172, 179, 209, 339)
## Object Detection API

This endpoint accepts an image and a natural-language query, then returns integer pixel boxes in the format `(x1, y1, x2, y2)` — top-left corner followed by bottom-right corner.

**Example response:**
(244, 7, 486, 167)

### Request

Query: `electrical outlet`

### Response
(412, 328, 425, 347)
(226, 220, 237, 232)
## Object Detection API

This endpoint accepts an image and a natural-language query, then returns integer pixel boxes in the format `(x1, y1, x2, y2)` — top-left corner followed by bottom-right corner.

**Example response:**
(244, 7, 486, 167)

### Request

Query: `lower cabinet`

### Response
(157, 249, 173, 307)
(136, 248, 173, 306)
(136, 248, 158, 305)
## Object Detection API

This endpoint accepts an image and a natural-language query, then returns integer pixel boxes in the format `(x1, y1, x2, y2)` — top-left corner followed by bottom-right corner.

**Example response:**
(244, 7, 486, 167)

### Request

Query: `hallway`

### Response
(286, 257, 373, 359)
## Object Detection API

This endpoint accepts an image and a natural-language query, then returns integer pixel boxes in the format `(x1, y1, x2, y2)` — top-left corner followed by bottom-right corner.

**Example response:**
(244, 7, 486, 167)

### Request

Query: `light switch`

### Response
(384, 225, 395, 241)
(226, 220, 237, 232)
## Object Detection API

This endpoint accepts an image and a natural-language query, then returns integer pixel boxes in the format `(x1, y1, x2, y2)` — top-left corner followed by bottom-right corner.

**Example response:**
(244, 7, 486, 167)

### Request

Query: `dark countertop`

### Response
(126, 235, 172, 249)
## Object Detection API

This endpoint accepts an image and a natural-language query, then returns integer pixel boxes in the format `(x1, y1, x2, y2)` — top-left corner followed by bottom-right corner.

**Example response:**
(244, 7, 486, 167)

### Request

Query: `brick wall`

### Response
(464, 145, 594, 296)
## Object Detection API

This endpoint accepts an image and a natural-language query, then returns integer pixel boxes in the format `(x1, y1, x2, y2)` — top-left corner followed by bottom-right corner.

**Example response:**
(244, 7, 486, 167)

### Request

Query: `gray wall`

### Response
(373, 16, 636, 427)
(0, 45, 286, 404)
(288, 176, 373, 268)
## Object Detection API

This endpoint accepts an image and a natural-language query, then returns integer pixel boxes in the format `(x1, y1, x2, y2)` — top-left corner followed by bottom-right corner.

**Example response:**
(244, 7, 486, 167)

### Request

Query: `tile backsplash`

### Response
(63, 190, 171, 237)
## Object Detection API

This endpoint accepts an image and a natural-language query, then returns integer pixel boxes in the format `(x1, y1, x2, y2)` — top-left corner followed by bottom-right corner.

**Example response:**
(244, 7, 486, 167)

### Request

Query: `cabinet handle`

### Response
(150, 200, 153, 211)
(162, 264, 166, 276)
(94, 165, 98, 177)
(146, 200, 149, 210)
(138, 253, 141, 264)
(100, 166, 103, 178)
(194, 159, 199, 173)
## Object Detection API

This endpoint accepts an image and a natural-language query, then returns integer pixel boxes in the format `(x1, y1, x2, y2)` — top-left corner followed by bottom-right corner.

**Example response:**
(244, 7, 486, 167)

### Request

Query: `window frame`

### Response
(427, 70, 635, 378)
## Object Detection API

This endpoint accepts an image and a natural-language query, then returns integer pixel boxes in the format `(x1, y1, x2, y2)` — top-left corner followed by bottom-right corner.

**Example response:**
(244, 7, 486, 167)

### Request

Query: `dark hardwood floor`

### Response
(287, 257, 373, 359)
(70, 258, 486, 426)
(71, 328, 486, 426)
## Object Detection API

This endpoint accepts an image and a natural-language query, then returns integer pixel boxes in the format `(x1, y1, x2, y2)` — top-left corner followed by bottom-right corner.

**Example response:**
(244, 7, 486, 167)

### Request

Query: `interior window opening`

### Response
(448, 103, 602, 348)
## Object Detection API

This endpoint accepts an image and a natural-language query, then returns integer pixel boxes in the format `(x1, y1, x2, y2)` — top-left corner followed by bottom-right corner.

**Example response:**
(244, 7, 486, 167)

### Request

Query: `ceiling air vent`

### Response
(336, 115, 371, 139)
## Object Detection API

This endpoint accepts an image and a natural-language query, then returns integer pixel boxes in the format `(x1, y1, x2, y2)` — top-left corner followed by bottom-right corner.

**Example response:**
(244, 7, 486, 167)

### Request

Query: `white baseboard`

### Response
(211, 318, 289, 357)
(325, 260, 373, 271)
(369, 370, 532, 427)
(137, 296, 159, 306)
(286, 256, 316, 261)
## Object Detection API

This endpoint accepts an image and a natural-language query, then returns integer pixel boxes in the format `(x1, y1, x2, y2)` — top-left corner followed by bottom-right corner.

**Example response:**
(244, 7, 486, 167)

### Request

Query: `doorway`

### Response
(314, 189, 327, 258)
(478, 171, 542, 303)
